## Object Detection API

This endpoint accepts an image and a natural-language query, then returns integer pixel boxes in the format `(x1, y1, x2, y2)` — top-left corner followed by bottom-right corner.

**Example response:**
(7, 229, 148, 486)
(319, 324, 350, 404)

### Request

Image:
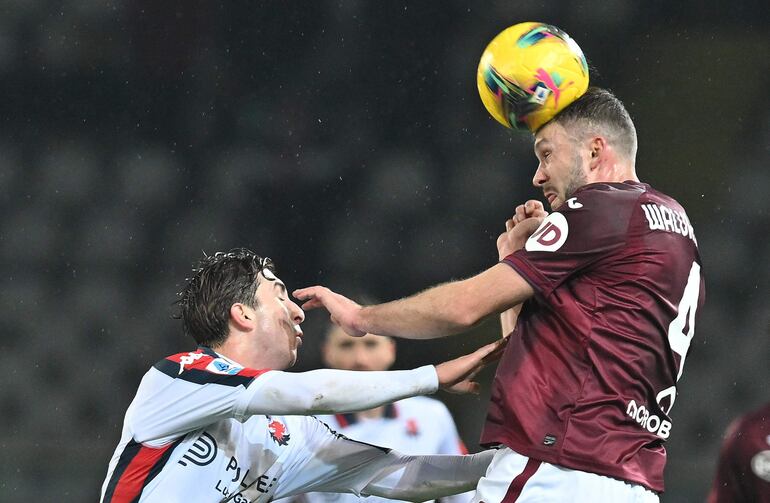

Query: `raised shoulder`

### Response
(522, 182, 645, 256)
(562, 182, 646, 215)
(154, 347, 270, 387)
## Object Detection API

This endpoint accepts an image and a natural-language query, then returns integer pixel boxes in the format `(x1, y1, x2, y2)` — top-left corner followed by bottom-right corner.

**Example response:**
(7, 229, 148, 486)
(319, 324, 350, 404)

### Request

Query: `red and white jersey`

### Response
(708, 402, 770, 503)
(481, 181, 705, 493)
(304, 397, 472, 503)
(100, 347, 475, 503)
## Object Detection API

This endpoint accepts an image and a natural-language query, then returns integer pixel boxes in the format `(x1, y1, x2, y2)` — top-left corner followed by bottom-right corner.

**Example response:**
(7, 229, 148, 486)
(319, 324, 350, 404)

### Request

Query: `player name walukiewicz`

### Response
(641, 203, 696, 243)
(626, 400, 672, 439)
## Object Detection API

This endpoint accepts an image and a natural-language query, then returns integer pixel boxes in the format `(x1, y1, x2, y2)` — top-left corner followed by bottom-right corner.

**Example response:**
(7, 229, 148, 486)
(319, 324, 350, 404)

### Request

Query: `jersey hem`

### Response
(480, 434, 663, 493)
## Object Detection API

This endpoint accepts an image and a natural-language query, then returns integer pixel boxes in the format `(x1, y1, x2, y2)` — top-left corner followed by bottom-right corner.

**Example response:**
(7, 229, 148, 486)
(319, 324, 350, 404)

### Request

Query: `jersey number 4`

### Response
(657, 261, 702, 414)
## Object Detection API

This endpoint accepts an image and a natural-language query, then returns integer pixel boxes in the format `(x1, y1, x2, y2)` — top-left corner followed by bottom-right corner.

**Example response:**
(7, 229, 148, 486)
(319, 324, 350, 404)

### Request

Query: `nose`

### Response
(289, 299, 305, 325)
(532, 163, 548, 188)
(352, 345, 371, 369)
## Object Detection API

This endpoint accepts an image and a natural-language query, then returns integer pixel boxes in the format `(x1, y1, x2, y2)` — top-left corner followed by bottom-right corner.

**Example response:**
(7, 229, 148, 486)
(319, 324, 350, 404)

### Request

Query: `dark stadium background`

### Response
(1, 1, 768, 501)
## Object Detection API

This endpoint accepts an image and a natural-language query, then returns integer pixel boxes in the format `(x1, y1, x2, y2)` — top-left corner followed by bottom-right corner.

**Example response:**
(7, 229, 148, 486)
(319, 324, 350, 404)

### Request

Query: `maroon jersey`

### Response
(708, 402, 770, 503)
(480, 181, 705, 493)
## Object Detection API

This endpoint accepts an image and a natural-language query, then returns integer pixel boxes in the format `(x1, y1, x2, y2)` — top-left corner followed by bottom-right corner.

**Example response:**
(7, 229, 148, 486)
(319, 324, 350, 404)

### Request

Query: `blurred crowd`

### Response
(0, 1, 768, 501)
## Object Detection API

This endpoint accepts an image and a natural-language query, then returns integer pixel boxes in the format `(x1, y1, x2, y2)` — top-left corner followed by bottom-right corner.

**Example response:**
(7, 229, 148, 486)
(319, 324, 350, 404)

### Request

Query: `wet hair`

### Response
(549, 87, 638, 162)
(175, 248, 276, 347)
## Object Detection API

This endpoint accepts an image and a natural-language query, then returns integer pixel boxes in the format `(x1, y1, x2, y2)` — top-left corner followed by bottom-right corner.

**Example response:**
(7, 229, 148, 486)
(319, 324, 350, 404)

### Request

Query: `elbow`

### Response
(308, 392, 334, 414)
(128, 420, 159, 445)
(451, 304, 484, 330)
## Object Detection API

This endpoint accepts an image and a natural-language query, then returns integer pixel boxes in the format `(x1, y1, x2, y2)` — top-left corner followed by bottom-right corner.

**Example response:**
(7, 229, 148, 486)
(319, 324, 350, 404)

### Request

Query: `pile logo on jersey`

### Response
(268, 418, 290, 446)
(178, 432, 218, 467)
(206, 358, 243, 375)
(525, 212, 569, 252)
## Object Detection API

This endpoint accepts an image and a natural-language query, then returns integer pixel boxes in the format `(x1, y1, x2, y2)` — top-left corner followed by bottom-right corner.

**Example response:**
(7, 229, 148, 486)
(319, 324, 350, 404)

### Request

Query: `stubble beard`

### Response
(563, 152, 588, 201)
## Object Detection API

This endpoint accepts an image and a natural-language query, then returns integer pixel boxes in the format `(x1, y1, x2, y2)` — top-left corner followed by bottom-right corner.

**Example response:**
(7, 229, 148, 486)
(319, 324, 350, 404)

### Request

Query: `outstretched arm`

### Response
(295, 264, 533, 340)
(294, 200, 546, 341)
(273, 418, 495, 502)
(239, 337, 507, 416)
(130, 339, 505, 444)
(362, 450, 495, 502)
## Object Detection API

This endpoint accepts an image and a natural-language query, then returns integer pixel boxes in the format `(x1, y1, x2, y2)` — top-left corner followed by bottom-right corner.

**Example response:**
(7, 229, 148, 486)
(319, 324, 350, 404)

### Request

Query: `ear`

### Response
(588, 136, 606, 171)
(229, 303, 255, 332)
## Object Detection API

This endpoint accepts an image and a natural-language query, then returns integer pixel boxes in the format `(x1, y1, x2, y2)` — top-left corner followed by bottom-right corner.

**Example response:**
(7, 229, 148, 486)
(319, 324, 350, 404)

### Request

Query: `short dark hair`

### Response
(175, 248, 276, 347)
(549, 87, 637, 162)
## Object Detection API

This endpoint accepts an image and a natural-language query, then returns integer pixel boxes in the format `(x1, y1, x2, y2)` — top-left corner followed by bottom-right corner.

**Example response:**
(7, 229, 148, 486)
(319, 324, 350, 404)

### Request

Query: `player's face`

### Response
(532, 122, 589, 210)
(322, 327, 396, 372)
(251, 271, 305, 369)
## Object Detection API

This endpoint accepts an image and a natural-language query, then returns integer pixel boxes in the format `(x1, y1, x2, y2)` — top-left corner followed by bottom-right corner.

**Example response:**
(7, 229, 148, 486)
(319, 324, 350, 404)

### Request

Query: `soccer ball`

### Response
(477, 22, 589, 132)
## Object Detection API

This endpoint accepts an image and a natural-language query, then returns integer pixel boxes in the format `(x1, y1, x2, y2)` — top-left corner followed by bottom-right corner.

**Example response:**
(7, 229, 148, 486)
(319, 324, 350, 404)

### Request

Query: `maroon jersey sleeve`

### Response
(503, 184, 636, 298)
(708, 403, 770, 503)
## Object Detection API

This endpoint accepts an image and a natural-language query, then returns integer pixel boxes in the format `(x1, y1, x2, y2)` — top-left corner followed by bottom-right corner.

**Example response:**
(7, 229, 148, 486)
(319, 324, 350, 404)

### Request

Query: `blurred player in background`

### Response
(100, 249, 505, 503)
(296, 88, 706, 502)
(295, 317, 473, 503)
(708, 401, 770, 502)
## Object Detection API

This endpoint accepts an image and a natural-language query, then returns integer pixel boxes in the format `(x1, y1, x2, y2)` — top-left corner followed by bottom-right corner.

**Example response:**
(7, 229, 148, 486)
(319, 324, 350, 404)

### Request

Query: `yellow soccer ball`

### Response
(477, 22, 589, 132)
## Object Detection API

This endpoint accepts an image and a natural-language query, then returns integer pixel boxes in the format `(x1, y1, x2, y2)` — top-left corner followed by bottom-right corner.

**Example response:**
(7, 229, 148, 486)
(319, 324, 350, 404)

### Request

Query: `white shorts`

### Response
(471, 447, 659, 503)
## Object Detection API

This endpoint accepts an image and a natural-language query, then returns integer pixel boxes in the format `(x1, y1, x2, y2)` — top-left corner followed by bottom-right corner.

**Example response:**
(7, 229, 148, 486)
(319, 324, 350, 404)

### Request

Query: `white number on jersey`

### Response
(668, 261, 701, 382)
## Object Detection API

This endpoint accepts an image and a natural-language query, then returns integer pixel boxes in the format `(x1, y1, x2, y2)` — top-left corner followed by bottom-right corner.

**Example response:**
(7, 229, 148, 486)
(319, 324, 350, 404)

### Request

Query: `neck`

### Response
(590, 160, 638, 184)
(212, 336, 264, 370)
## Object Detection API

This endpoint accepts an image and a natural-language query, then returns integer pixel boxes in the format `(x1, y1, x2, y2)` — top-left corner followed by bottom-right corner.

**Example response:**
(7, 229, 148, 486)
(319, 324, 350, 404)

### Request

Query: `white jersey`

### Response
(301, 397, 473, 503)
(100, 347, 492, 503)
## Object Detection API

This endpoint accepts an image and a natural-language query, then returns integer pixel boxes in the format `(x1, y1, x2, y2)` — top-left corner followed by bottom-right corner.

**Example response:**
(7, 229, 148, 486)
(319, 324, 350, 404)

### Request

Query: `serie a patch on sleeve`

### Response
(154, 349, 269, 387)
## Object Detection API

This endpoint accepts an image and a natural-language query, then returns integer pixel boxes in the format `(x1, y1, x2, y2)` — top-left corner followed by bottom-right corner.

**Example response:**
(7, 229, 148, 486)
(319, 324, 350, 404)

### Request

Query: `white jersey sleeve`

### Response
(275, 417, 493, 502)
(237, 365, 439, 417)
(432, 401, 474, 503)
(128, 348, 439, 446)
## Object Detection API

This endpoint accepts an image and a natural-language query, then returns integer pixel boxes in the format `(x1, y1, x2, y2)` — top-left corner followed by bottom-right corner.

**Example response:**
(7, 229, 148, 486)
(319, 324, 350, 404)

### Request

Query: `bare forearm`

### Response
(356, 265, 531, 340)
(294, 264, 532, 341)
(356, 280, 486, 340)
